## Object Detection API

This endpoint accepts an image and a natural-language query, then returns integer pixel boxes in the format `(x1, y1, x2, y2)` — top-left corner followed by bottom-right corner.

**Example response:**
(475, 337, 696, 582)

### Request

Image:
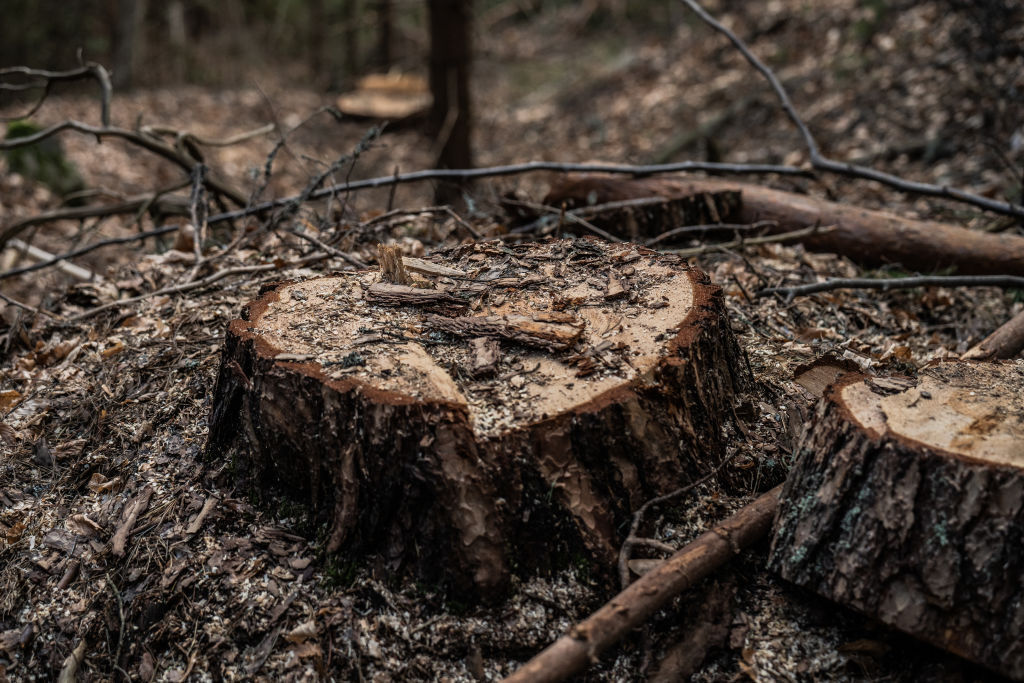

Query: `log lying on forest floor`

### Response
(768, 360, 1024, 680)
(544, 175, 1024, 276)
(205, 238, 750, 596)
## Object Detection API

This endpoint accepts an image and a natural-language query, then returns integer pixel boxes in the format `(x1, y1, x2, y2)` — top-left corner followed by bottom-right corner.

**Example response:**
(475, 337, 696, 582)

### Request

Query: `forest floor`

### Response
(1, 0, 1022, 680)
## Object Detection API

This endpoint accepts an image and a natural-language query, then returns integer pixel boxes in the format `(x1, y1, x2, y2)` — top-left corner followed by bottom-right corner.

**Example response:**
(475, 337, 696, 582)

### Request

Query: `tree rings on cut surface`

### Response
(206, 237, 750, 597)
(769, 360, 1024, 679)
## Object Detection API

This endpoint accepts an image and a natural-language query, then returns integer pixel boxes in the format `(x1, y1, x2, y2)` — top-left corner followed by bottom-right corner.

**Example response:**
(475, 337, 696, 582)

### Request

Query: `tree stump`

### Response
(206, 238, 750, 597)
(768, 361, 1024, 679)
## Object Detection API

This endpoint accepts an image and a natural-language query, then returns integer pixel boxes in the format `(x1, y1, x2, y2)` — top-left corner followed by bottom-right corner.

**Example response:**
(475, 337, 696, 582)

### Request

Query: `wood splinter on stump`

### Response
(769, 360, 1024, 680)
(206, 237, 750, 597)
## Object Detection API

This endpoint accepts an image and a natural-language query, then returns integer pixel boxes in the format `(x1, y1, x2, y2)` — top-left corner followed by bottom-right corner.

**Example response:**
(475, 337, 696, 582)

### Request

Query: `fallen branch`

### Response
(6, 238, 99, 281)
(677, 0, 1024, 220)
(502, 486, 782, 683)
(758, 275, 1024, 302)
(962, 308, 1024, 361)
(546, 176, 1024, 276)
(201, 159, 808, 228)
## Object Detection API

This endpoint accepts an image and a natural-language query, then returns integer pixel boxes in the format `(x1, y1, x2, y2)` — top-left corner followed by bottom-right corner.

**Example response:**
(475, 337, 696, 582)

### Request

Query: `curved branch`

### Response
(0, 120, 248, 210)
(0, 63, 111, 126)
(677, 0, 1024, 220)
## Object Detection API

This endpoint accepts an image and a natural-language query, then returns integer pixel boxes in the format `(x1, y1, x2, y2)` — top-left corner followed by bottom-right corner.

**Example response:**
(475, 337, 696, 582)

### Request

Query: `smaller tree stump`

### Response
(768, 361, 1024, 680)
(206, 238, 750, 597)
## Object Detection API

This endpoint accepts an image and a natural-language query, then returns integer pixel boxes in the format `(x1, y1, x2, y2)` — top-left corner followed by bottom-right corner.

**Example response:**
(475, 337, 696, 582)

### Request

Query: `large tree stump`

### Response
(206, 238, 749, 597)
(768, 361, 1024, 679)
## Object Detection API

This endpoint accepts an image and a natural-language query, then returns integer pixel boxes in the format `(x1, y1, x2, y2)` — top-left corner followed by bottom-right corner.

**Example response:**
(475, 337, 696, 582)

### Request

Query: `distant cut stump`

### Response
(206, 238, 749, 596)
(768, 361, 1024, 679)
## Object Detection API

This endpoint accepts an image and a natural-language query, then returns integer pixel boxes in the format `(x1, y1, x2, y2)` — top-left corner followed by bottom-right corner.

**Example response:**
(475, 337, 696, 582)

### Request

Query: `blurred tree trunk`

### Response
(427, 0, 473, 204)
(376, 0, 392, 69)
(167, 0, 187, 83)
(113, 0, 147, 89)
(309, 0, 326, 81)
(341, 0, 361, 86)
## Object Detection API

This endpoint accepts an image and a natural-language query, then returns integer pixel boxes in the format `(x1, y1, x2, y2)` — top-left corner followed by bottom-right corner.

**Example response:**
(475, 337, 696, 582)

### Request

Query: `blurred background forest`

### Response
(0, 0, 683, 90)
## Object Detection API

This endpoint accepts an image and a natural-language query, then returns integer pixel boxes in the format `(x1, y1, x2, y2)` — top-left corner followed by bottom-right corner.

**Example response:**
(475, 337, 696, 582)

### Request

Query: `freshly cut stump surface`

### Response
(768, 361, 1024, 680)
(207, 238, 749, 596)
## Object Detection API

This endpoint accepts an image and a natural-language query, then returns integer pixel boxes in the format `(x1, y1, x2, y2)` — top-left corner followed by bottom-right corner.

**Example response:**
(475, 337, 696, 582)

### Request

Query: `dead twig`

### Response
(759, 275, 1024, 302)
(287, 226, 368, 269)
(618, 453, 738, 589)
(677, 0, 1024, 220)
(665, 224, 829, 257)
(504, 198, 622, 241)
(502, 486, 782, 683)
(645, 220, 778, 246)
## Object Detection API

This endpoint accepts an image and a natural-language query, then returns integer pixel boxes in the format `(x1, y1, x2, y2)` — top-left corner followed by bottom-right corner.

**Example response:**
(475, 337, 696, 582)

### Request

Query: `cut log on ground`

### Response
(502, 486, 781, 683)
(544, 175, 1024, 276)
(205, 238, 751, 597)
(768, 360, 1024, 680)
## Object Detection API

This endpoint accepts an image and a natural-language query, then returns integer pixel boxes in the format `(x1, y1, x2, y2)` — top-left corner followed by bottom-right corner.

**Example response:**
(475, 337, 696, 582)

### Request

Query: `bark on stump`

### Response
(206, 238, 750, 597)
(768, 361, 1024, 680)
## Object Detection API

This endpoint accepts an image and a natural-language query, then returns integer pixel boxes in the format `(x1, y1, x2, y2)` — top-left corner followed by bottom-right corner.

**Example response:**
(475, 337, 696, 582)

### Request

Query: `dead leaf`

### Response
(66, 514, 103, 538)
(101, 342, 125, 358)
(0, 390, 21, 412)
(284, 620, 318, 644)
(5, 520, 26, 544)
(0, 422, 16, 448)
(88, 473, 121, 494)
(291, 641, 322, 659)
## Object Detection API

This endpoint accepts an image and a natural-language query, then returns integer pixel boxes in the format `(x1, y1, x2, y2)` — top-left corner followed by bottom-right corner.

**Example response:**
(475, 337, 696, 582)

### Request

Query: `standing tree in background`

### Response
(427, 0, 472, 203)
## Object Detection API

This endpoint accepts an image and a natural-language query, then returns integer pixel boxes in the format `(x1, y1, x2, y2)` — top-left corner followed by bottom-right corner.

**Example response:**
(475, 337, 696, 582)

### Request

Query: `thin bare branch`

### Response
(0, 63, 112, 125)
(759, 275, 1024, 302)
(0, 224, 179, 282)
(286, 226, 368, 269)
(664, 224, 831, 256)
(201, 159, 809, 227)
(645, 220, 778, 246)
(67, 252, 330, 321)
(0, 120, 248, 211)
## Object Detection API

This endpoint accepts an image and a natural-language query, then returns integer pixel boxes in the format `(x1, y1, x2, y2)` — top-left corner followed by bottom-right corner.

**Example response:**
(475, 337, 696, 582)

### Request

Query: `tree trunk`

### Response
(376, 0, 392, 69)
(427, 0, 473, 203)
(206, 238, 750, 598)
(112, 0, 147, 90)
(768, 361, 1024, 680)
(544, 175, 1024, 276)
